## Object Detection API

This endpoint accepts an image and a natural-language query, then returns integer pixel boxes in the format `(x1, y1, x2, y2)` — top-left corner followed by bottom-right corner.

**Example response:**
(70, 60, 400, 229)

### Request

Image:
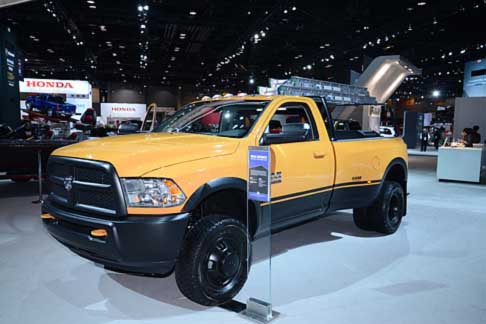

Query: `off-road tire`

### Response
(175, 214, 249, 306)
(353, 181, 404, 234)
(352, 208, 373, 231)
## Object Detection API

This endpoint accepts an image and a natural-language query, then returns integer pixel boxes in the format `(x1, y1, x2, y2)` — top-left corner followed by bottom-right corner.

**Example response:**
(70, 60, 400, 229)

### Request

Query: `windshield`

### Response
(49, 96, 65, 104)
(155, 100, 269, 138)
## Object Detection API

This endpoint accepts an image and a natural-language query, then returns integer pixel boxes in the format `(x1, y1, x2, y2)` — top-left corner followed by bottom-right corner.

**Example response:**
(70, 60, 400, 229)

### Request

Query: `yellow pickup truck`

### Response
(41, 95, 407, 306)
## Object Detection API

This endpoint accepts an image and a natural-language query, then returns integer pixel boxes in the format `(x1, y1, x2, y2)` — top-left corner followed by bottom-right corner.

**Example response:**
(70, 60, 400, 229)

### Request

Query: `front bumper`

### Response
(42, 200, 189, 276)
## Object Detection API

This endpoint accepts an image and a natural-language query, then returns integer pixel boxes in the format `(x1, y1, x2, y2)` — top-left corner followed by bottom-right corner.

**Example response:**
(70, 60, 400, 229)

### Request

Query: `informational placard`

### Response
(248, 146, 271, 202)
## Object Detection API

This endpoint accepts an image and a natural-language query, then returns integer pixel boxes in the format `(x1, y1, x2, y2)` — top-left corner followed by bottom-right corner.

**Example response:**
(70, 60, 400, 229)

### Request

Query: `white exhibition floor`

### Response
(1, 156, 485, 324)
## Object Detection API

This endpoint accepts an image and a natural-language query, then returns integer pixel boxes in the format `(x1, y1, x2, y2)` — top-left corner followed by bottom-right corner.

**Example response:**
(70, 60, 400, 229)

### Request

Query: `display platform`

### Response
(437, 145, 486, 184)
(0, 139, 77, 202)
(0, 139, 77, 178)
(1, 156, 485, 324)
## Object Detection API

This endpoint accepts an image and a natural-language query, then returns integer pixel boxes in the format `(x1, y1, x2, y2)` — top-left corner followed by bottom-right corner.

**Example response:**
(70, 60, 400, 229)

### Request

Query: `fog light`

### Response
(90, 229, 108, 238)
(41, 213, 55, 220)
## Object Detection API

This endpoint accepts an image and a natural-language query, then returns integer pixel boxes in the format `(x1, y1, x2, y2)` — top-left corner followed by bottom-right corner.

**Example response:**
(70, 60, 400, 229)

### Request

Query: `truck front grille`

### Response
(47, 156, 126, 217)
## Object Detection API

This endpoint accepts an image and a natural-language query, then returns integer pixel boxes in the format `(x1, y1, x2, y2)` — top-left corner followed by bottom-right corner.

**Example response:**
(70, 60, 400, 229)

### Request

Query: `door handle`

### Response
(313, 152, 326, 159)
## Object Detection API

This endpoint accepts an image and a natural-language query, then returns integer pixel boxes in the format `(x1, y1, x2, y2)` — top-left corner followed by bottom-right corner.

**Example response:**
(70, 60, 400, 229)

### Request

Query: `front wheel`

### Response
(353, 181, 405, 234)
(175, 214, 249, 306)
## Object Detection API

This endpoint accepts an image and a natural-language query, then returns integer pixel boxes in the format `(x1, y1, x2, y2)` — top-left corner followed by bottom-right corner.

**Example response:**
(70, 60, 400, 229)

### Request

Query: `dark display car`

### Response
(118, 119, 143, 135)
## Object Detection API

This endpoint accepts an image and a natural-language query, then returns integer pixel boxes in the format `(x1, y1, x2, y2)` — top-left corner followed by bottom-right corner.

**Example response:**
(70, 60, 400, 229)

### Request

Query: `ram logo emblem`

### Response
(63, 176, 73, 191)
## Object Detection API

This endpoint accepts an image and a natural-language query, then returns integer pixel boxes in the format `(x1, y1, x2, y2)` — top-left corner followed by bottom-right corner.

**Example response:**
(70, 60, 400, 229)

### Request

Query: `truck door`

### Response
(260, 99, 335, 225)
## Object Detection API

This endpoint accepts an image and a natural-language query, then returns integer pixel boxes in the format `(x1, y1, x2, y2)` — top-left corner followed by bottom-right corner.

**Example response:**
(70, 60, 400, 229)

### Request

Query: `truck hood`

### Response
(52, 133, 240, 176)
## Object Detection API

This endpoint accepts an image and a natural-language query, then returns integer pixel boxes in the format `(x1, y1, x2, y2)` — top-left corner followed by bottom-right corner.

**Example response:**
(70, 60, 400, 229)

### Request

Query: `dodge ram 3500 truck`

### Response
(41, 96, 407, 306)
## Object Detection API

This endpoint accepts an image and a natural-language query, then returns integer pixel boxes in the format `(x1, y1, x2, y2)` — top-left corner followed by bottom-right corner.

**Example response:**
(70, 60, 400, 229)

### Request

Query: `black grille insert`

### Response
(47, 156, 126, 217)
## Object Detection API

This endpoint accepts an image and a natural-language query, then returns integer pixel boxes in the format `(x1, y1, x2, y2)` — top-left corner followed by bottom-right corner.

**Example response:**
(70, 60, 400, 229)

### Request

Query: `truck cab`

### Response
(26, 94, 76, 117)
(42, 95, 407, 306)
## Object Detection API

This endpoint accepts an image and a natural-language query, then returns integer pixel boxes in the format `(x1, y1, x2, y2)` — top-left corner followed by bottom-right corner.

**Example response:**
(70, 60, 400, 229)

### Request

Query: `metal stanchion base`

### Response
(240, 298, 279, 323)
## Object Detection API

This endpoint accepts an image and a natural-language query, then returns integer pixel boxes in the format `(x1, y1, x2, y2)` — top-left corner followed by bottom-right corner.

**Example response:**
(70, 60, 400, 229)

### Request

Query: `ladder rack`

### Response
(275, 76, 379, 105)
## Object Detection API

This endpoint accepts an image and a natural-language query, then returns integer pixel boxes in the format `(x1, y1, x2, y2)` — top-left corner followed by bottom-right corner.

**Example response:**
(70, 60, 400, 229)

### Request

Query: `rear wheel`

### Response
(353, 181, 404, 234)
(353, 208, 373, 231)
(175, 214, 249, 306)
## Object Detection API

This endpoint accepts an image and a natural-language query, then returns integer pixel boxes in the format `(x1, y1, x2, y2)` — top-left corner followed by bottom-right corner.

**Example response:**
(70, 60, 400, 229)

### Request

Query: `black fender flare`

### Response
(181, 177, 262, 234)
(376, 157, 408, 214)
(384, 157, 408, 179)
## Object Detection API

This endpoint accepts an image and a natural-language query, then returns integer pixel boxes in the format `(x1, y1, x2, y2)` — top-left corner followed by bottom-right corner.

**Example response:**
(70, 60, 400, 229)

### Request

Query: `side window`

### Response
(330, 105, 381, 140)
(261, 102, 318, 145)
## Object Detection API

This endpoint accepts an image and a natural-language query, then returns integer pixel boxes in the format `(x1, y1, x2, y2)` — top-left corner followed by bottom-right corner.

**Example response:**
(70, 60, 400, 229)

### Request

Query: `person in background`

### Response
(471, 125, 481, 144)
(433, 128, 441, 150)
(420, 127, 429, 152)
(461, 128, 473, 147)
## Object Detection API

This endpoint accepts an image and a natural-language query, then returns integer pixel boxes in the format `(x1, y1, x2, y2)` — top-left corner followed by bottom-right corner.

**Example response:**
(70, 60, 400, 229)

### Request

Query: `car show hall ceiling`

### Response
(1, 0, 486, 97)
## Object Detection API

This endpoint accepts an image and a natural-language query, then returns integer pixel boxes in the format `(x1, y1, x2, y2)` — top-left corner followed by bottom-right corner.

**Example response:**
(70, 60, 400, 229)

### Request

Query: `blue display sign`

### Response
(463, 59, 486, 97)
(248, 146, 271, 202)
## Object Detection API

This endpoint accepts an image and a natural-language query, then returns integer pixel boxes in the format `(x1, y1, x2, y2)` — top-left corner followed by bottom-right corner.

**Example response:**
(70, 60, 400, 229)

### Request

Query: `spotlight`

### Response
(432, 90, 440, 97)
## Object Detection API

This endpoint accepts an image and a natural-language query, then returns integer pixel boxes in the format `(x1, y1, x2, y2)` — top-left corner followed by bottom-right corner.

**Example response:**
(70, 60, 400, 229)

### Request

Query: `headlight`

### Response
(121, 178, 186, 208)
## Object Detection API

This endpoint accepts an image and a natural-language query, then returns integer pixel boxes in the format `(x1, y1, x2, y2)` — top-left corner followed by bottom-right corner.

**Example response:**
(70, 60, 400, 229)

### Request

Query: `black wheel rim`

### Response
(201, 233, 246, 296)
(388, 194, 402, 227)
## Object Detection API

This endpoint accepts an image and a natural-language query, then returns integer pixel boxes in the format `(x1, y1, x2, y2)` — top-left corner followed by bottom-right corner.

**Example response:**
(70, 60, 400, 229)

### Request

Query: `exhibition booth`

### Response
(2, 1, 486, 323)
(19, 78, 93, 115)
(100, 102, 147, 124)
(436, 59, 486, 184)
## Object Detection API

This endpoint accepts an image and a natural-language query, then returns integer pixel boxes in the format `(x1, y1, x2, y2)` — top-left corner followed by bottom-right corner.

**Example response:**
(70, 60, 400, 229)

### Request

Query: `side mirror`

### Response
(262, 133, 307, 145)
